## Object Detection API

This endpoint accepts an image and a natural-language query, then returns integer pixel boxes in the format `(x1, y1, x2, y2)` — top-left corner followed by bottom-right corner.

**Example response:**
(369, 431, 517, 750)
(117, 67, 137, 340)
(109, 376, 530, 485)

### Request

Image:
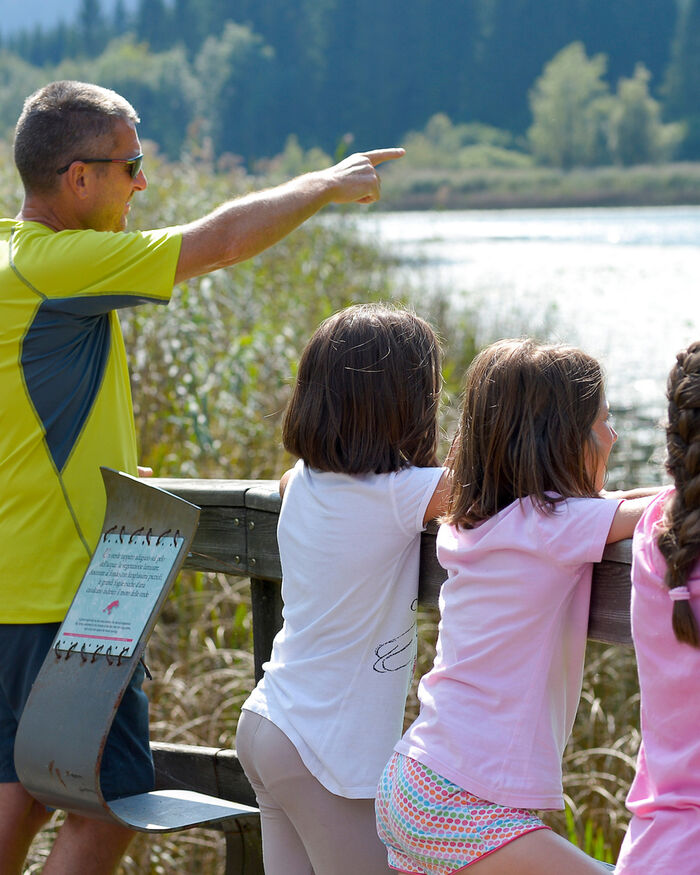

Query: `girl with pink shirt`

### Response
(376, 338, 656, 875)
(615, 341, 700, 875)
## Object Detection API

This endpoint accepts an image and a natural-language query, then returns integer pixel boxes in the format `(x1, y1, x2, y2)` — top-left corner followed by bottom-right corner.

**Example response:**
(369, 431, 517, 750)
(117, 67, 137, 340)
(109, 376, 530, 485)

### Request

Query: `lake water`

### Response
(355, 205, 700, 487)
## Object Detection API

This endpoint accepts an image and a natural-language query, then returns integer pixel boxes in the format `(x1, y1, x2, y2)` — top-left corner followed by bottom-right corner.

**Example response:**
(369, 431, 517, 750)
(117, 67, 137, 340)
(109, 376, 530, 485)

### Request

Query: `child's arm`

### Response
(601, 485, 665, 500)
(279, 469, 293, 498)
(606, 494, 658, 543)
(423, 469, 451, 525)
(422, 438, 458, 525)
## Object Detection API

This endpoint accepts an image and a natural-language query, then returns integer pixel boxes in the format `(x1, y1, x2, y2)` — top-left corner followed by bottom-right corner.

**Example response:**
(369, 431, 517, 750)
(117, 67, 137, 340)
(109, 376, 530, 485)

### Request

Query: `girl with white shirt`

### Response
(236, 303, 449, 875)
(376, 338, 655, 875)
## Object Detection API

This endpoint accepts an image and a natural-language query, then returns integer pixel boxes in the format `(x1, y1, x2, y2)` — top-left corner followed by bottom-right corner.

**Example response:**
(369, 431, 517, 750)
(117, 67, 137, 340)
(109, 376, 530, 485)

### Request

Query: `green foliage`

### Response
(399, 114, 532, 170)
(663, 0, 700, 158)
(541, 640, 642, 859)
(51, 36, 200, 159)
(0, 52, 49, 142)
(253, 134, 333, 182)
(0, 139, 25, 212)
(193, 22, 276, 160)
(528, 43, 685, 170)
(609, 64, 683, 166)
(528, 43, 613, 169)
(0, 0, 686, 164)
(564, 806, 616, 864)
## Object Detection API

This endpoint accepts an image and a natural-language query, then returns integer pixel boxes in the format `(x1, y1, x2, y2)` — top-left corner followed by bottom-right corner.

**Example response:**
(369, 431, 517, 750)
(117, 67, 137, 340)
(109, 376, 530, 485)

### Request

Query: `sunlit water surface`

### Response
(355, 206, 700, 486)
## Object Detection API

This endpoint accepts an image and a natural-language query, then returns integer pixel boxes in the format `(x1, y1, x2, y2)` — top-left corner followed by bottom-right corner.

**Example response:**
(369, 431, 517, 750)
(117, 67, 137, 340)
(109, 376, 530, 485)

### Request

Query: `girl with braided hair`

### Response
(616, 341, 700, 875)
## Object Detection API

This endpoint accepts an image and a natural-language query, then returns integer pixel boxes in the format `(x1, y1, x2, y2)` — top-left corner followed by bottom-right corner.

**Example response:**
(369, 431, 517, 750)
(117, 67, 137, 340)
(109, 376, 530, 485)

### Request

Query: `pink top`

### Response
(396, 494, 620, 809)
(616, 487, 700, 874)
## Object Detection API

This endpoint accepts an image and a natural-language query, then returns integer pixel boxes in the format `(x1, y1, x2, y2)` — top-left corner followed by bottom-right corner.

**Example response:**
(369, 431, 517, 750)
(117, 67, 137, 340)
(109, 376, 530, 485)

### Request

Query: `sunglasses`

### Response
(56, 153, 144, 179)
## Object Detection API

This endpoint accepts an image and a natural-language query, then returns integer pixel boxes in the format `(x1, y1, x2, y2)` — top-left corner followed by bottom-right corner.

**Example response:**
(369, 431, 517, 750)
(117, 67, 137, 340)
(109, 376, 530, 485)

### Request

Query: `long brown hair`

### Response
(445, 338, 604, 528)
(283, 303, 442, 474)
(657, 341, 700, 647)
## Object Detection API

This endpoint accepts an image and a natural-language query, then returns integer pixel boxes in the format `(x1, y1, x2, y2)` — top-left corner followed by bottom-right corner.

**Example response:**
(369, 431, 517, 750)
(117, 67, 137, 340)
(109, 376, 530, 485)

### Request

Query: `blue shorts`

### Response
(0, 623, 154, 801)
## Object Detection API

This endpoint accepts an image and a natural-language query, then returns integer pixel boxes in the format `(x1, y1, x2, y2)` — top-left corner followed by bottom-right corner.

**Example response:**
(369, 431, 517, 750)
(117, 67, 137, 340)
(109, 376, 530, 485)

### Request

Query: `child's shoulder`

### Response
(632, 485, 674, 546)
(438, 493, 619, 553)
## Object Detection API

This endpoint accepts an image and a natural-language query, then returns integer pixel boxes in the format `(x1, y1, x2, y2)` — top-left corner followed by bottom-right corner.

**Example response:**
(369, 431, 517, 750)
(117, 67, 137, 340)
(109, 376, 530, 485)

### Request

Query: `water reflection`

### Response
(356, 205, 697, 490)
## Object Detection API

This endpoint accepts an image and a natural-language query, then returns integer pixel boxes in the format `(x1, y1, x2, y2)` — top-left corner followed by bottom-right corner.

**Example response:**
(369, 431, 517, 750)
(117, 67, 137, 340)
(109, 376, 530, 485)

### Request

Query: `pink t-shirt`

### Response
(396, 494, 620, 809)
(616, 487, 700, 875)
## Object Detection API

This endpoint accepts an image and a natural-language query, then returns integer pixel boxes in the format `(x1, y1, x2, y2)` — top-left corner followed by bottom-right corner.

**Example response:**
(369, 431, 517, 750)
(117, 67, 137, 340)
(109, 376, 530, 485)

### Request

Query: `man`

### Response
(0, 79, 403, 874)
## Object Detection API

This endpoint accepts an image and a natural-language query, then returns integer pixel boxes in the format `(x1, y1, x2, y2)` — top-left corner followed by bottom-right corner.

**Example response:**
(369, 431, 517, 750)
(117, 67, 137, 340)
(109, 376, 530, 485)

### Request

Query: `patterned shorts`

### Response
(375, 752, 549, 874)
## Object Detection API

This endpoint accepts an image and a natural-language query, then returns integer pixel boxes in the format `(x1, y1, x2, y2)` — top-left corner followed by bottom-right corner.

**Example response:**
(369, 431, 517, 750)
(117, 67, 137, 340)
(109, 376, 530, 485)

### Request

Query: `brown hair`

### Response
(14, 80, 139, 194)
(657, 341, 700, 647)
(445, 338, 604, 528)
(282, 303, 442, 474)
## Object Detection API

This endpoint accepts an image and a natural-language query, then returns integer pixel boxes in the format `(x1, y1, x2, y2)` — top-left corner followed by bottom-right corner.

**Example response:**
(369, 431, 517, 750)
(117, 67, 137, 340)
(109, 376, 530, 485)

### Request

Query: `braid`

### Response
(657, 341, 700, 647)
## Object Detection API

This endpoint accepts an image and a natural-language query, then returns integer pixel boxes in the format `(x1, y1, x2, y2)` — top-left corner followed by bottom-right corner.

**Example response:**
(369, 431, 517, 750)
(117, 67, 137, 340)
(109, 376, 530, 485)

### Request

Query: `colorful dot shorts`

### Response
(375, 752, 550, 874)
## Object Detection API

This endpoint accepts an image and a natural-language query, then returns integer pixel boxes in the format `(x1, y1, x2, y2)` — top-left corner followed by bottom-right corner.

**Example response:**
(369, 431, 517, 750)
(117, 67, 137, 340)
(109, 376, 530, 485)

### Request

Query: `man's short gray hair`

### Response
(14, 80, 140, 194)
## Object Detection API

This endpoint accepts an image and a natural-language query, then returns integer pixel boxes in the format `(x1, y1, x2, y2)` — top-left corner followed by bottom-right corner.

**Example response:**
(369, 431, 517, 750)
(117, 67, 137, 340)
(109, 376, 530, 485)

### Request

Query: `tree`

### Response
(194, 22, 276, 161)
(135, 0, 174, 52)
(399, 113, 530, 169)
(576, 0, 677, 86)
(663, 0, 700, 158)
(528, 42, 612, 168)
(77, 0, 107, 57)
(56, 36, 201, 160)
(608, 64, 683, 165)
(0, 51, 49, 142)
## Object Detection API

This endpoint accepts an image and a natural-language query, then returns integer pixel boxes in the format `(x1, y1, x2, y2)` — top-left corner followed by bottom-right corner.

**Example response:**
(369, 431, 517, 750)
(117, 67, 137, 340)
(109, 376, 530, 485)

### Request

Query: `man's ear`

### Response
(64, 162, 90, 200)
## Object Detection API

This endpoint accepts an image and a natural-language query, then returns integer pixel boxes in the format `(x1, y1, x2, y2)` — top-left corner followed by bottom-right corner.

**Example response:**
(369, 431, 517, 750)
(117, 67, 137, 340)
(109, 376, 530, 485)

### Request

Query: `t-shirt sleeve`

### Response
(390, 466, 445, 536)
(540, 496, 622, 565)
(12, 225, 182, 312)
(631, 487, 674, 587)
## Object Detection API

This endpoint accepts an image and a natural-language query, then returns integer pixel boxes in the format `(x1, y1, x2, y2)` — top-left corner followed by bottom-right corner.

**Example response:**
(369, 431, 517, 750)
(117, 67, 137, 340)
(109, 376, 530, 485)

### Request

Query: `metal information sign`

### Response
(57, 531, 182, 658)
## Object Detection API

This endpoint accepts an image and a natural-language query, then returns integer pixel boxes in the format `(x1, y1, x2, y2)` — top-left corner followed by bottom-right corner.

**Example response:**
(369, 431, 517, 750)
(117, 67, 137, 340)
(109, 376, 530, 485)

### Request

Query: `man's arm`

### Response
(173, 149, 404, 283)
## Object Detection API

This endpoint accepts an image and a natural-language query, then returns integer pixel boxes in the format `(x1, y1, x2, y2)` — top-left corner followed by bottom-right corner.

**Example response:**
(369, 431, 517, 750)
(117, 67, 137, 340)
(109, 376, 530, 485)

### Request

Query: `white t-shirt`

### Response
(242, 459, 444, 798)
(396, 494, 620, 809)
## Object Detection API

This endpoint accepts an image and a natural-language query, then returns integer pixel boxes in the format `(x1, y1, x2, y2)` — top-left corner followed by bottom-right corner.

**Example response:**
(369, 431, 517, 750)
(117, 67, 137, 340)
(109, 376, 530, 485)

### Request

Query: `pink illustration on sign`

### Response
(103, 600, 119, 614)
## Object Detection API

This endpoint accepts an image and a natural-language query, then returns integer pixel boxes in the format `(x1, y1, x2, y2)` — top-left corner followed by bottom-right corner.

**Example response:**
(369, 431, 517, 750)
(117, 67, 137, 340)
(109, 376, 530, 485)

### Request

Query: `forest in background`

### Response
(1, 0, 700, 176)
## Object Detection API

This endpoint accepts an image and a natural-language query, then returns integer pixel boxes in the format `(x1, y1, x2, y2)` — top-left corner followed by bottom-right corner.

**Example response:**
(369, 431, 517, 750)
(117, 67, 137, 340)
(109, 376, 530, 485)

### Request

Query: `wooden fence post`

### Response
(249, 577, 284, 683)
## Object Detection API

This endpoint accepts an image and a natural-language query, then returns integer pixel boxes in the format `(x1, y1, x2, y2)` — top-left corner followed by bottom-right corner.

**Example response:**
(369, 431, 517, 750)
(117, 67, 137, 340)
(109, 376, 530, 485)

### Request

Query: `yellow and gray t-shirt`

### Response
(0, 220, 181, 622)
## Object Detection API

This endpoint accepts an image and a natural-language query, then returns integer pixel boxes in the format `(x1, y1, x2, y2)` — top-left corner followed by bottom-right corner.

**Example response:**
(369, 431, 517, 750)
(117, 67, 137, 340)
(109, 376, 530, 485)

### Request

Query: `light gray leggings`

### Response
(236, 710, 394, 875)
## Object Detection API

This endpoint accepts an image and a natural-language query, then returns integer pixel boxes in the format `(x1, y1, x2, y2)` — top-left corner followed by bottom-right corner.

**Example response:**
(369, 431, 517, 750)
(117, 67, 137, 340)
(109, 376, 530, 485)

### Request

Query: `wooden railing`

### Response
(150, 478, 634, 874)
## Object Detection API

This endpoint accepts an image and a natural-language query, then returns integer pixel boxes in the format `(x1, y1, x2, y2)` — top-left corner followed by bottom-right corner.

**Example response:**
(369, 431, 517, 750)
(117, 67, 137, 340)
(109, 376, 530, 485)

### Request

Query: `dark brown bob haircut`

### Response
(446, 338, 604, 528)
(14, 80, 139, 195)
(282, 303, 442, 474)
